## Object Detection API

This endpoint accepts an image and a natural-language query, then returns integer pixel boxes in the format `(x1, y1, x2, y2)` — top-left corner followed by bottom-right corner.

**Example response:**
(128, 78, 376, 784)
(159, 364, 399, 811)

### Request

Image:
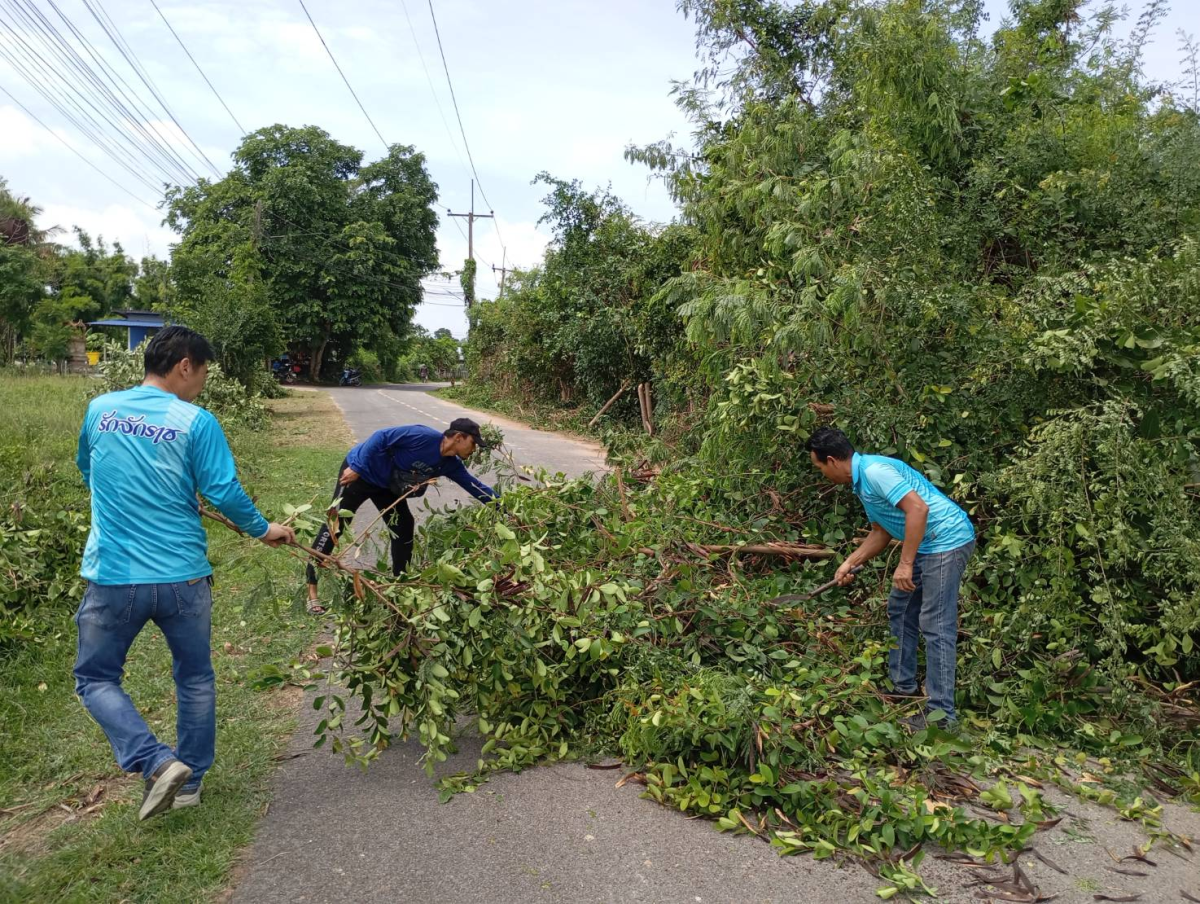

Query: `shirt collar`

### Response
(134, 383, 175, 399)
(851, 452, 863, 493)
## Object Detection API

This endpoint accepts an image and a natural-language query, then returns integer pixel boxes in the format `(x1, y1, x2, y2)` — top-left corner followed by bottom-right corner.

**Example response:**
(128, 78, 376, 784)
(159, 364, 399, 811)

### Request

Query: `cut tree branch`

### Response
(589, 380, 630, 428)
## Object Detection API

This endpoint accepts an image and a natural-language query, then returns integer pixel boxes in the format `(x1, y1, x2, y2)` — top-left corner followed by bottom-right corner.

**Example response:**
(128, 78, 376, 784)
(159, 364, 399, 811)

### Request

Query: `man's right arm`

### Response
(835, 524, 892, 584)
(76, 409, 92, 487)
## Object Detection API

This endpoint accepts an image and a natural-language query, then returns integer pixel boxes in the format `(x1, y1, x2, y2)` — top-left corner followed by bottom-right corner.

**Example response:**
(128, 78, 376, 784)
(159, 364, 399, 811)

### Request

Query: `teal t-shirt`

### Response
(77, 385, 269, 585)
(851, 452, 974, 554)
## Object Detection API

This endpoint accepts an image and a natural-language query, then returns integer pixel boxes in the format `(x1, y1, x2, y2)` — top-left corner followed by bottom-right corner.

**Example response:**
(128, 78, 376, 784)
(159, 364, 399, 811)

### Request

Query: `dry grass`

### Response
(265, 391, 353, 448)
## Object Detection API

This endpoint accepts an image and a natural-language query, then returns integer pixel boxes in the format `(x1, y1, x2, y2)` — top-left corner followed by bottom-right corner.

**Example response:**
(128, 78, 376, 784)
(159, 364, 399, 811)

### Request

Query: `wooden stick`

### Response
(588, 380, 630, 428)
(695, 541, 834, 560)
(614, 468, 631, 521)
(199, 505, 404, 615)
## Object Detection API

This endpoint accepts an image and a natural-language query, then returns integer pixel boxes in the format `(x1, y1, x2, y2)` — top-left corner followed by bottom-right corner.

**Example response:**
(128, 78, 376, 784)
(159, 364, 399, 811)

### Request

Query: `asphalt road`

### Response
(230, 385, 1200, 904)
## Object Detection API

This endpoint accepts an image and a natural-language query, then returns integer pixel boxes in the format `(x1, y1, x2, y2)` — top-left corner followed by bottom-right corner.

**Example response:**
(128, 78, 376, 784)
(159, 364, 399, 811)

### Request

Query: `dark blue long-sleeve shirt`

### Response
(345, 425, 495, 502)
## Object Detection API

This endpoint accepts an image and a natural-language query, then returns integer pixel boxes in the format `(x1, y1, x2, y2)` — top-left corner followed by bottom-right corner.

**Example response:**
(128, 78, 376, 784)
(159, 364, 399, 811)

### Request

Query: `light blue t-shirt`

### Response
(851, 452, 974, 555)
(77, 385, 269, 585)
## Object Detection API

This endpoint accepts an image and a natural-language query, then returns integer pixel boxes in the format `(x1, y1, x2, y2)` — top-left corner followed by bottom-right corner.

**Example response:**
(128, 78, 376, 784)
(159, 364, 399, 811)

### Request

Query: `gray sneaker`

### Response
(172, 784, 202, 810)
(140, 759, 192, 821)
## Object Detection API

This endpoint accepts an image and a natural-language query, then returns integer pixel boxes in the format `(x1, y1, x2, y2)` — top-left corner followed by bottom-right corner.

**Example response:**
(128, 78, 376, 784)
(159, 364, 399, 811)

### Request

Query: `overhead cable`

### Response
(296, 0, 388, 152)
(147, 0, 245, 135)
(0, 83, 156, 208)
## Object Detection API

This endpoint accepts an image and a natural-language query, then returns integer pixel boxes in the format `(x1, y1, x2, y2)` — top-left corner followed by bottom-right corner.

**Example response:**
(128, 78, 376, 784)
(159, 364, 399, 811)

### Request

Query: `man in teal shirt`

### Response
(76, 326, 294, 819)
(807, 427, 975, 726)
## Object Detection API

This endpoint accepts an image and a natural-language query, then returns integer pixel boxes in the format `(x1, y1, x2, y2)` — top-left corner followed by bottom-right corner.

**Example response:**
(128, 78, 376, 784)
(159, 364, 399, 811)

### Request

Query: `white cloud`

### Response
(39, 202, 175, 261)
(0, 105, 67, 160)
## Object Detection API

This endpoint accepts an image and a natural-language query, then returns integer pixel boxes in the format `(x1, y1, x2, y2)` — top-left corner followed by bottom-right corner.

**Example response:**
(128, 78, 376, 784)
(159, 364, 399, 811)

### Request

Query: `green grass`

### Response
(0, 376, 351, 903)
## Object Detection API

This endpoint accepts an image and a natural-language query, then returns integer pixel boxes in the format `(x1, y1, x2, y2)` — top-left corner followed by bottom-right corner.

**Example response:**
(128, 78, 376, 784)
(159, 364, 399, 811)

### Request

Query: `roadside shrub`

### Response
(99, 342, 268, 429)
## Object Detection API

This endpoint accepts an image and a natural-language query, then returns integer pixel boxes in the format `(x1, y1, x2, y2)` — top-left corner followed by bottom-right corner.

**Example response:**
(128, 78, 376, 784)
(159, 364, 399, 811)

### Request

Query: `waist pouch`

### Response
(388, 467, 431, 498)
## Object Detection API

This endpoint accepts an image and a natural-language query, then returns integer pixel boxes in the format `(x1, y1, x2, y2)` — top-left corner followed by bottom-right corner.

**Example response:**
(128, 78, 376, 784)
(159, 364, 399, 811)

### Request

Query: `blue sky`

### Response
(1, 0, 1195, 337)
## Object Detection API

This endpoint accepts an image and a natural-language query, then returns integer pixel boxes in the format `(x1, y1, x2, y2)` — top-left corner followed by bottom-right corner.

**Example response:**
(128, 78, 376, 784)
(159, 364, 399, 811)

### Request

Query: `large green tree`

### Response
(463, 174, 694, 410)
(166, 125, 440, 381)
(30, 230, 137, 366)
(0, 179, 52, 363)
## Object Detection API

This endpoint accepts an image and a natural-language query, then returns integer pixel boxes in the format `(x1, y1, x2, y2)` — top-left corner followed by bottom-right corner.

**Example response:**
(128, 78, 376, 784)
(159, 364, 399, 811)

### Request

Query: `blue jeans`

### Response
(886, 540, 974, 723)
(74, 580, 215, 789)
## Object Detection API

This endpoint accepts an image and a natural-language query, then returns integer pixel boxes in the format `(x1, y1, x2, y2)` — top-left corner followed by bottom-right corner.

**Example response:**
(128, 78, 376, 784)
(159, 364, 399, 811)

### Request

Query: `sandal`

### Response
(307, 600, 327, 616)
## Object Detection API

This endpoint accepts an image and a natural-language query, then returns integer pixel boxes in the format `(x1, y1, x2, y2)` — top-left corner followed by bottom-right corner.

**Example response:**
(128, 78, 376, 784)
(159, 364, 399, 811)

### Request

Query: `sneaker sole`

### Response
(139, 762, 193, 821)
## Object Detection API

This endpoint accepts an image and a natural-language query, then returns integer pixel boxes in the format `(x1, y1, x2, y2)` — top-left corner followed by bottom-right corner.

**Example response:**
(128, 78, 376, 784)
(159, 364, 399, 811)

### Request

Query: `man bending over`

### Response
(807, 426, 975, 727)
(305, 418, 496, 612)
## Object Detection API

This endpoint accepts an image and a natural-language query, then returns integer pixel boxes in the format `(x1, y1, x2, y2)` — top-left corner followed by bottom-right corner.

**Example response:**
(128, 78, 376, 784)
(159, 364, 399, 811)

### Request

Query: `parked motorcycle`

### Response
(271, 358, 296, 384)
(339, 366, 362, 387)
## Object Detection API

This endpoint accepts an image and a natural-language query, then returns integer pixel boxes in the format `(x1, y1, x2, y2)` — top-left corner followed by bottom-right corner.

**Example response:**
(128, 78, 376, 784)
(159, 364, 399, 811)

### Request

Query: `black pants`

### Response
(305, 458, 414, 585)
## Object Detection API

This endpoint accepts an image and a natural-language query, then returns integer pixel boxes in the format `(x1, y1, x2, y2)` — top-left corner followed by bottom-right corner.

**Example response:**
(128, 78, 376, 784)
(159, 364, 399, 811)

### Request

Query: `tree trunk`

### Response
(311, 326, 330, 382)
(638, 383, 654, 435)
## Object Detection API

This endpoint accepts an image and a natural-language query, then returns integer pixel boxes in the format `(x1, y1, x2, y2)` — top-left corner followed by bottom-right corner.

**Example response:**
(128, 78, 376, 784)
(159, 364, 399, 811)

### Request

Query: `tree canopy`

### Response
(165, 125, 440, 381)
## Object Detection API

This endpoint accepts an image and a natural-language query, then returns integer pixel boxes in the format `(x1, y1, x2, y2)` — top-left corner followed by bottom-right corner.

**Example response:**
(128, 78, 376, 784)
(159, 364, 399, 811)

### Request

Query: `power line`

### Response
(0, 0, 174, 188)
(296, 0, 388, 152)
(0, 83, 156, 209)
(42, 0, 203, 184)
(0, 8, 168, 193)
(425, 0, 508, 264)
(5, 0, 197, 186)
(397, 0, 470, 179)
(81, 0, 223, 178)
(147, 0, 244, 135)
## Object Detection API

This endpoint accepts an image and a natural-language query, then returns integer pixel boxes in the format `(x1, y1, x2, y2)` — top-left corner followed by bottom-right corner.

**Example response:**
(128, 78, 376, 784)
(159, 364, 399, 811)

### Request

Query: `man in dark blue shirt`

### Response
(305, 418, 496, 612)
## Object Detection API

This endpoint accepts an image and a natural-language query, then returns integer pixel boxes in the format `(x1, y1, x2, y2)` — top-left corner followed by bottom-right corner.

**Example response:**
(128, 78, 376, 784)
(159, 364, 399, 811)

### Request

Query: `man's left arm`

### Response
(190, 412, 271, 538)
(893, 491, 929, 592)
(444, 459, 497, 503)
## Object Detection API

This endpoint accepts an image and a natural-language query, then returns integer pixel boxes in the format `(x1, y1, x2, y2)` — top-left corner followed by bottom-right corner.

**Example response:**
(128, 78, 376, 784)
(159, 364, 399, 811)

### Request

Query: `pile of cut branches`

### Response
(275, 454, 1198, 886)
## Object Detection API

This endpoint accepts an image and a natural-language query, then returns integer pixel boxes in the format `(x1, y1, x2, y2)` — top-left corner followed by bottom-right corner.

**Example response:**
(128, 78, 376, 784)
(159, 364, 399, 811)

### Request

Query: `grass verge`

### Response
(0, 377, 348, 903)
(434, 383, 603, 437)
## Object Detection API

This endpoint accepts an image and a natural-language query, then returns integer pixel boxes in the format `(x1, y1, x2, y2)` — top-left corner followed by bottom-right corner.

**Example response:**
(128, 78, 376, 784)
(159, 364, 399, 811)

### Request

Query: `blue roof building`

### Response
(88, 309, 165, 350)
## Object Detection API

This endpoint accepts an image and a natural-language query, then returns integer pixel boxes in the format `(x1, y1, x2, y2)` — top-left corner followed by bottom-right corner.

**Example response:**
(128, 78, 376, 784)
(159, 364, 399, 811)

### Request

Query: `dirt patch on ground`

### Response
(1, 775, 136, 860)
(266, 392, 353, 448)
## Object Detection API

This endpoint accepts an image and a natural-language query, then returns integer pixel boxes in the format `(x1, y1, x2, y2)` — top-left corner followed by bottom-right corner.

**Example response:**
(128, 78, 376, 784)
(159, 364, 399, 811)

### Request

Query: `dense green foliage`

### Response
(461, 0, 1200, 686)
(307, 454, 1196, 886)
(165, 125, 440, 382)
(309, 0, 1200, 879)
(0, 375, 91, 648)
(464, 174, 695, 412)
(0, 179, 159, 368)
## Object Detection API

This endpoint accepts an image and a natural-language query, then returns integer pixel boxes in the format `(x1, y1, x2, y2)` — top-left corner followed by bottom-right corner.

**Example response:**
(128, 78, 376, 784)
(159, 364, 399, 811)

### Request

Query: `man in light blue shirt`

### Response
(75, 326, 294, 819)
(807, 427, 975, 726)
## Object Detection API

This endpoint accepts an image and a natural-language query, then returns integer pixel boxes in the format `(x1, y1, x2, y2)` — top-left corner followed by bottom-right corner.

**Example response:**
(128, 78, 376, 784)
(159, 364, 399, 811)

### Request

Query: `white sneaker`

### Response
(172, 785, 202, 809)
(139, 760, 192, 820)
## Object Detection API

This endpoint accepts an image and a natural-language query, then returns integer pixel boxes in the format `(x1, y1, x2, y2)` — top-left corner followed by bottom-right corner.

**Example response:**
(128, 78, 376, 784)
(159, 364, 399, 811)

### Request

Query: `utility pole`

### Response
(492, 260, 511, 296)
(447, 179, 493, 265)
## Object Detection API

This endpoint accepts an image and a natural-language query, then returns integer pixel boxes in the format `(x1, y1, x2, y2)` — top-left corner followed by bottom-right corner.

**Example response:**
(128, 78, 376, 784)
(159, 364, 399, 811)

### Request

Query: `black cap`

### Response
(447, 417, 489, 448)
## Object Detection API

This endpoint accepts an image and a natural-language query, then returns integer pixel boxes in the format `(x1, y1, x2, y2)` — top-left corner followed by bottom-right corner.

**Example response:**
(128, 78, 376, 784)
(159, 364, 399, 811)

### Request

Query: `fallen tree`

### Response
(238, 451, 1197, 891)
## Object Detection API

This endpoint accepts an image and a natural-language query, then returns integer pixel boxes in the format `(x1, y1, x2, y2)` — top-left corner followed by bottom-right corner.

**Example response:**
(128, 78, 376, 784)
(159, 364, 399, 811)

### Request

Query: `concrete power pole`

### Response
(447, 181, 493, 305)
(492, 261, 512, 296)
